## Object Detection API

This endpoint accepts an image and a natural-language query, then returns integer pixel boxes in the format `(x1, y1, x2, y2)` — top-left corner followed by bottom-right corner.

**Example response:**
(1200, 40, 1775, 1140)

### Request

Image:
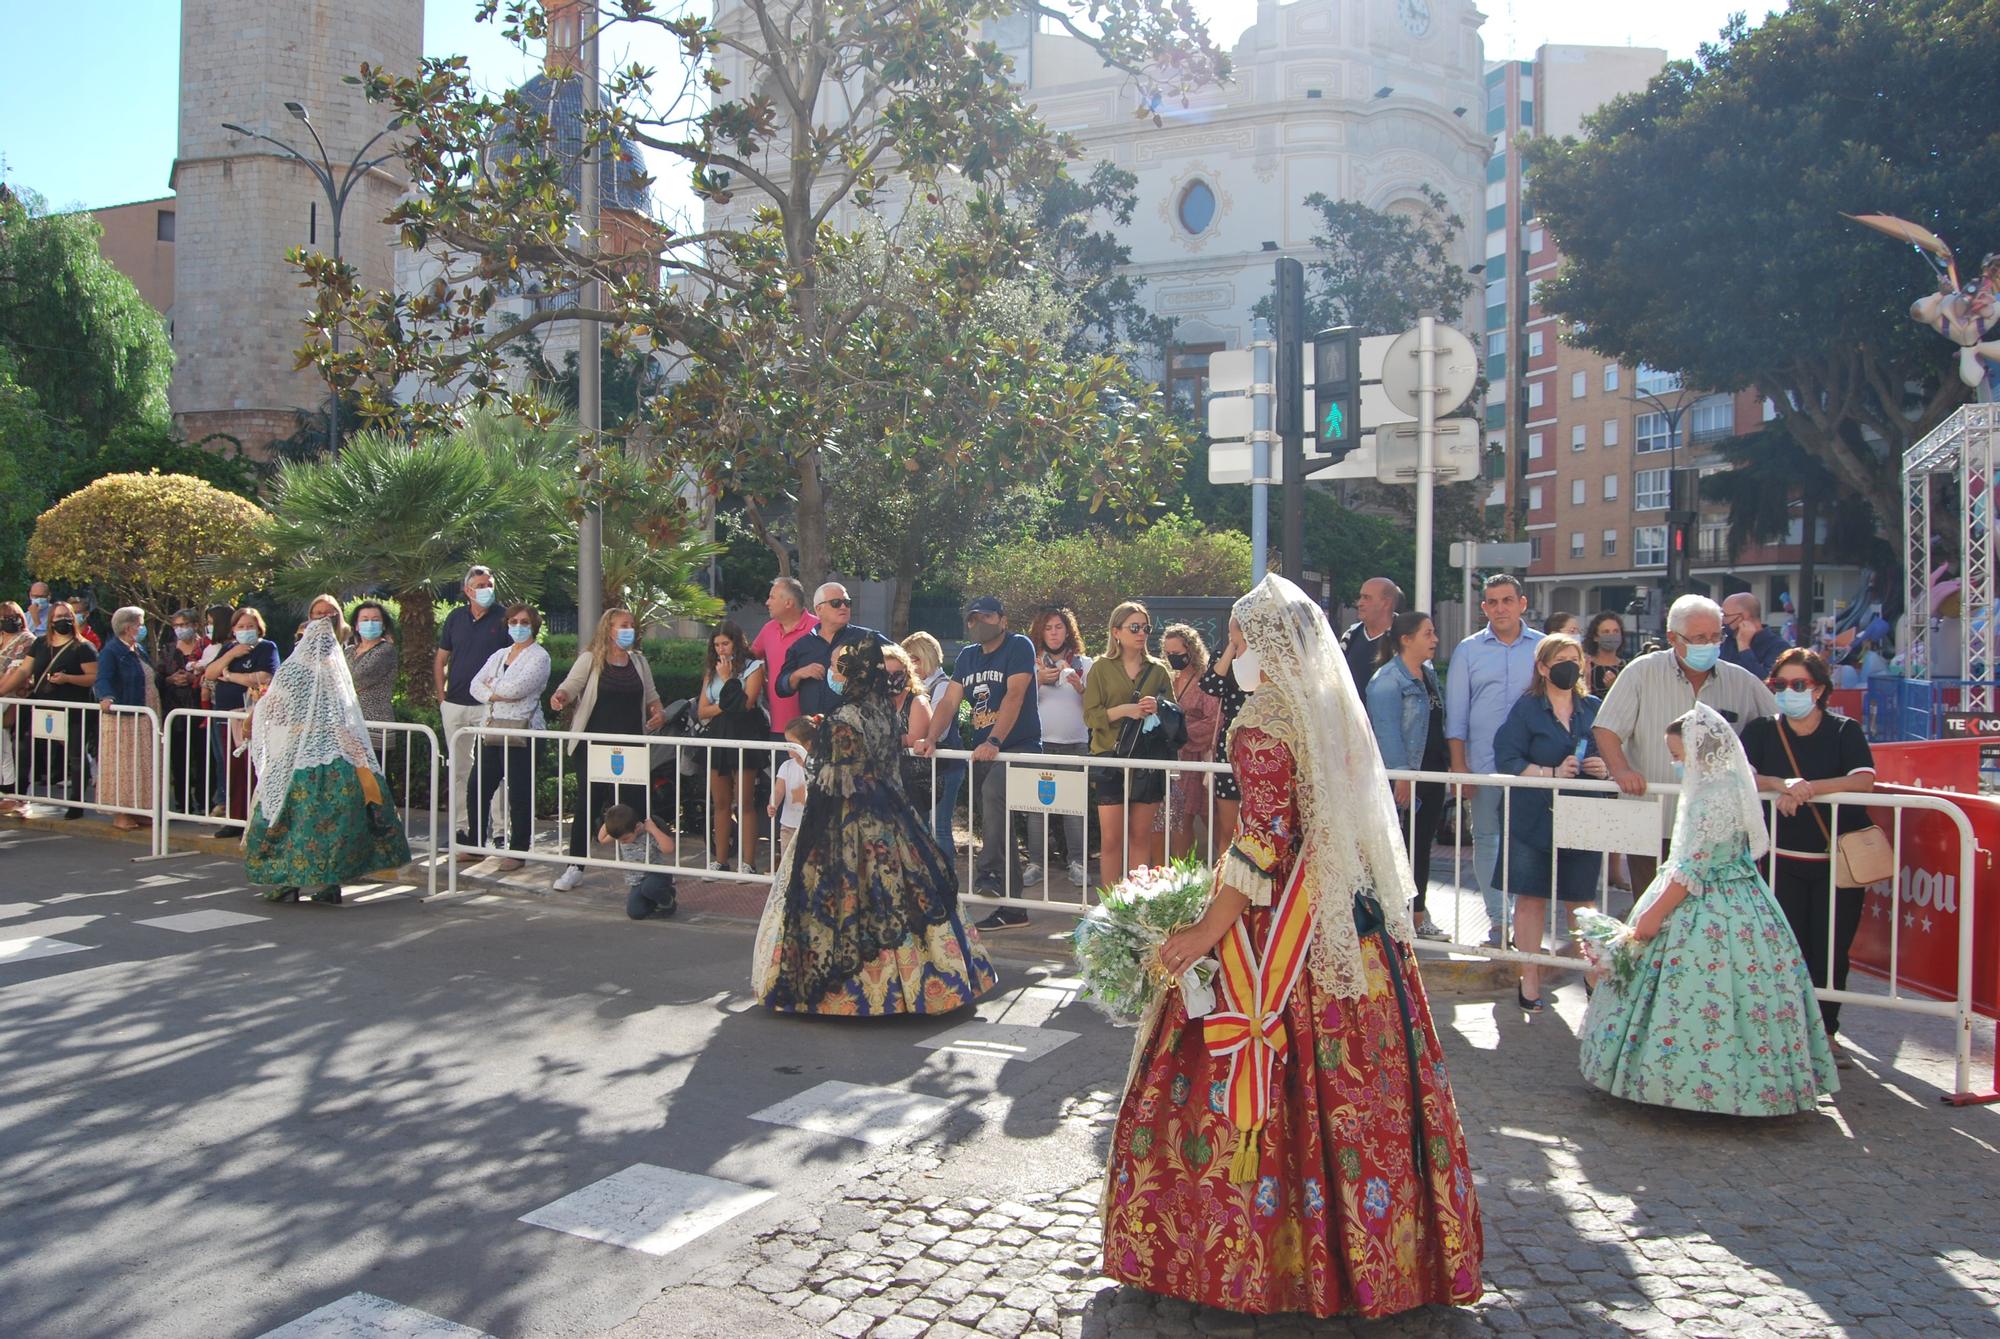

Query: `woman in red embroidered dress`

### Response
(1100, 574, 1483, 1318)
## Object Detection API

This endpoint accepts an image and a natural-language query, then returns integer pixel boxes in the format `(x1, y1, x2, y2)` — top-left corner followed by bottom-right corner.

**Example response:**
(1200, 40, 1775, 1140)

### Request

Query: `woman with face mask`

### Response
(203, 608, 282, 831)
(23, 599, 99, 817)
(461, 603, 552, 872)
(1491, 633, 1610, 1011)
(342, 601, 400, 725)
(548, 608, 668, 892)
(93, 606, 158, 830)
(0, 602, 32, 817)
(1738, 648, 1876, 1065)
(1582, 610, 1628, 698)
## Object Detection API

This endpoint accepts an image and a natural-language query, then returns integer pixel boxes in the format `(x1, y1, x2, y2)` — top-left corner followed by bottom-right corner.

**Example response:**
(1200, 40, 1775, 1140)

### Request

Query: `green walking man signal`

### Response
(1310, 325, 1360, 462)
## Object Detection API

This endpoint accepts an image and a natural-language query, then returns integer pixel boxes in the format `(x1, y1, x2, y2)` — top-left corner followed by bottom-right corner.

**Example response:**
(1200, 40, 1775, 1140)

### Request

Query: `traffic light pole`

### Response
(1275, 258, 1306, 584)
(1415, 314, 1438, 614)
(1250, 319, 1274, 581)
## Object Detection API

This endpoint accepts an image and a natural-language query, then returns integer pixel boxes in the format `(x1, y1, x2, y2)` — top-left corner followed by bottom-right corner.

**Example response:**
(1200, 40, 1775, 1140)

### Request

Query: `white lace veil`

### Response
(252, 618, 381, 824)
(1229, 574, 1416, 999)
(1660, 702, 1769, 887)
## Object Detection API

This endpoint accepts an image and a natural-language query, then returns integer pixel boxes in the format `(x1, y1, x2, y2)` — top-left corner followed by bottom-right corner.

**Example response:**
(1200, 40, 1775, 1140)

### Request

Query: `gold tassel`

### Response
(1229, 1124, 1262, 1184)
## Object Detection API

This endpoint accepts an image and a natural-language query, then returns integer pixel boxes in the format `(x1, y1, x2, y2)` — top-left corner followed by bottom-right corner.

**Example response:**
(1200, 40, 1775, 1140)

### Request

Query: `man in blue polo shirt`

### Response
(917, 595, 1040, 928)
(1445, 573, 1543, 946)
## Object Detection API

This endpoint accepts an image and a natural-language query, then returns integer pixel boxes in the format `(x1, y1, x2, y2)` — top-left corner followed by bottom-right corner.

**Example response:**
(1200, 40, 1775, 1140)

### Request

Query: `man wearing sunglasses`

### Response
(775, 581, 891, 718)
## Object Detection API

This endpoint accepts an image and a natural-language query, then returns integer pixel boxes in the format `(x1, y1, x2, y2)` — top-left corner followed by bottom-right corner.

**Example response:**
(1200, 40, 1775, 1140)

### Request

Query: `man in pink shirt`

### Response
(749, 576, 819, 737)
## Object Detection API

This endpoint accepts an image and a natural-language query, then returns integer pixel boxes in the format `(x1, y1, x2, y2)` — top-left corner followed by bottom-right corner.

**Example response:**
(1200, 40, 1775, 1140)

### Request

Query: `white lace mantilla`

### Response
(251, 619, 381, 824)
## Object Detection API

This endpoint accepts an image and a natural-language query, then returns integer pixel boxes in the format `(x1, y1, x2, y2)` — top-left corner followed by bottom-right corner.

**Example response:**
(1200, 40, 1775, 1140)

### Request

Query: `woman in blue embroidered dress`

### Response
(752, 641, 997, 1015)
(1575, 704, 1838, 1115)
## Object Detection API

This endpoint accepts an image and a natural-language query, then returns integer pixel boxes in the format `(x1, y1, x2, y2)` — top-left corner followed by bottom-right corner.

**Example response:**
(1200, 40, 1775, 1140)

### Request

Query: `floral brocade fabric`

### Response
(1577, 844, 1837, 1116)
(1101, 727, 1483, 1318)
(243, 761, 412, 886)
(753, 696, 997, 1016)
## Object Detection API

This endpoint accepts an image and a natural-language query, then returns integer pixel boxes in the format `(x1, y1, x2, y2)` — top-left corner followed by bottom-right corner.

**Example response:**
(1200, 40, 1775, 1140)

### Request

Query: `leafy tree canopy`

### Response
(306, 0, 1224, 583)
(26, 472, 273, 627)
(1254, 185, 1475, 336)
(1526, 0, 1999, 525)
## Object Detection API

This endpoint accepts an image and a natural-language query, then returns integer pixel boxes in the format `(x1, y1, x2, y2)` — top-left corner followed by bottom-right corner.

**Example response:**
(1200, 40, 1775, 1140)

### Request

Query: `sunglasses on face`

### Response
(1124, 623, 1152, 635)
(821, 598, 852, 609)
(1773, 677, 1814, 691)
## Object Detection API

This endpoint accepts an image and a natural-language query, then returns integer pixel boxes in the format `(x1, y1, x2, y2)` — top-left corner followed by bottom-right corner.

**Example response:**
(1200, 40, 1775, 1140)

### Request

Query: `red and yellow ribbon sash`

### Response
(1201, 850, 1315, 1181)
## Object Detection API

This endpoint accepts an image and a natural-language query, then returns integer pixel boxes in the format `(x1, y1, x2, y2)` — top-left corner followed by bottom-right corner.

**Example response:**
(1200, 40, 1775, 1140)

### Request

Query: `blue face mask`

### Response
(30, 596, 47, 608)
(1775, 687, 1816, 719)
(1680, 641, 1722, 673)
(472, 586, 496, 608)
(508, 623, 534, 644)
(357, 620, 384, 640)
(133, 625, 146, 642)
(615, 627, 637, 649)
(235, 629, 258, 647)
(1671, 760, 1685, 781)
(828, 674, 846, 696)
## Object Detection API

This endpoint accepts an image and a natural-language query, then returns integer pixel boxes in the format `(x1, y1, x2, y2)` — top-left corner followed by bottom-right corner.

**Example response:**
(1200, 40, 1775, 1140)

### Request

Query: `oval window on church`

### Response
(1177, 180, 1217, 235)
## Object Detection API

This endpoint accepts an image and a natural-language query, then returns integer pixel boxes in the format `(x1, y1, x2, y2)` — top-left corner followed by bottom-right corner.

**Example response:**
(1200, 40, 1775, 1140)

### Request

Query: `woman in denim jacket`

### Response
(1364, 612, 1447, 938)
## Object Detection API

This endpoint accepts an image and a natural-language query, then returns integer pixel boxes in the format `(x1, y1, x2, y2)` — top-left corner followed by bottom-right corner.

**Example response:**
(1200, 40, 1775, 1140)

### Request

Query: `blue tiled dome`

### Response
(496, 72, 652, 215)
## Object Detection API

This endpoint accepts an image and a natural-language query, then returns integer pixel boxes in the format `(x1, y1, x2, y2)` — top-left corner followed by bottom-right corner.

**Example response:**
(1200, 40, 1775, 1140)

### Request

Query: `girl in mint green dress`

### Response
(1574, 704, 1837, 1116)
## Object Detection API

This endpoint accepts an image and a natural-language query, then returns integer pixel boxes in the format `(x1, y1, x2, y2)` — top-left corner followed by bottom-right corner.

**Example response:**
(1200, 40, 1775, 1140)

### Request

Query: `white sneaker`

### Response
(553, 865, 584, 892)
(1021, 862, 1043, 888)
(1416, 918, 1448, 940)
(1068, 861, 1089, 887)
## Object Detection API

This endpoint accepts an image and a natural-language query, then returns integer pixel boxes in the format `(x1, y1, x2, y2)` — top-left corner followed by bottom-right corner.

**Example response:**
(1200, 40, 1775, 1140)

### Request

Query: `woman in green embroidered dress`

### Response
(244, 619, 410, 904)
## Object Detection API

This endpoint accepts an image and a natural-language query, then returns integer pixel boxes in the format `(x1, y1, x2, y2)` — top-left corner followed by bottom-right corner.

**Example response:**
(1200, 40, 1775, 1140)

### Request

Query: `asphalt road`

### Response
(0, 827, 1124, 1339)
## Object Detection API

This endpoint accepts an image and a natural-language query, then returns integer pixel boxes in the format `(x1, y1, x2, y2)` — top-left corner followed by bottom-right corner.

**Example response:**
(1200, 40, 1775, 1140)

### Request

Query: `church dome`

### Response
(496, 72, 652, 217)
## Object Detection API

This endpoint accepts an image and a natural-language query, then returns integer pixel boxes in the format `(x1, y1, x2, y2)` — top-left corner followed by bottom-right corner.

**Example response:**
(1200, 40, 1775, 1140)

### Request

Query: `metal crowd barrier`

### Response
(9, 698, 1986, 1098)
(154, 707, 441, 895)
(0, 696, 160, 825)
(0, 697, 439, 896)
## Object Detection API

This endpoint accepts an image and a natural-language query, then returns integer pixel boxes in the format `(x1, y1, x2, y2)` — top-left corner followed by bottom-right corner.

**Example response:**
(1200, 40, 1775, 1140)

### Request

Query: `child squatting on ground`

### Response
(598, 803, 679, 920)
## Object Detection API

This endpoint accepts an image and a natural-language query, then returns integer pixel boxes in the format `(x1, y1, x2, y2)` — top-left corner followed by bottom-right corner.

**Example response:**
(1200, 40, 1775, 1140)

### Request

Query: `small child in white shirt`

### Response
(767, 717, 814, 856)
(597, 802, 678, 920)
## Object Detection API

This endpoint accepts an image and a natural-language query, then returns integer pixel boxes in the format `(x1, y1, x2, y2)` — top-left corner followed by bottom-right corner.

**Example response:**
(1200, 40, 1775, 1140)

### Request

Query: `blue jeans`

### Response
(1471, 785, 1505, 933)
(627, 872, 677, 920)
(930, 759, 967, 853)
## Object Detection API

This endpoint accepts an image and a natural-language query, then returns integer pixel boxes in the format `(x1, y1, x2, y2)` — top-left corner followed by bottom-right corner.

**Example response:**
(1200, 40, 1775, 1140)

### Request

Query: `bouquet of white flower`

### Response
(1071, 857, 1216, 1021)
(1571, 906, 1642, 990)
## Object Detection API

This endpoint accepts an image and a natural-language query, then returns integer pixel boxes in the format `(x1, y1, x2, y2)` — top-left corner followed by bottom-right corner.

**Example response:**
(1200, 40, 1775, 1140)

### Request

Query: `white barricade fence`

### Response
(0, 695, 160, 824)
(443, 723, 792, 893)
(1380, 767, 1982, 1098)
(154, 707, 442, 893)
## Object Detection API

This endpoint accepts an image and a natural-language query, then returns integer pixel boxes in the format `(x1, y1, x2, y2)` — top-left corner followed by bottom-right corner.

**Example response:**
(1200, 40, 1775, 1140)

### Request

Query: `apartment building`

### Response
(1487, 45, 1864, 633)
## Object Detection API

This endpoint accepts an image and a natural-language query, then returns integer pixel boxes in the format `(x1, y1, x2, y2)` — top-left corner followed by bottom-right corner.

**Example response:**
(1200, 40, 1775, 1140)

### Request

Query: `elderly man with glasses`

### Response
(1593, 593, 1780, 892)
(775, 581, 892, 720)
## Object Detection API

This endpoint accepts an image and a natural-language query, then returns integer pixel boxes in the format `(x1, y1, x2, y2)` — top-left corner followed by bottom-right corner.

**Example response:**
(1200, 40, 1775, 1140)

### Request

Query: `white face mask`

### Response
(1233, 647, 1262, 693)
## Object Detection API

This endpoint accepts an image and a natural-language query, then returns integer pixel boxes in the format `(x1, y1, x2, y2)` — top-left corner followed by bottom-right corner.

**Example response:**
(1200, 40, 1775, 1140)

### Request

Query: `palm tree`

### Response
(262, 427, 554, 708)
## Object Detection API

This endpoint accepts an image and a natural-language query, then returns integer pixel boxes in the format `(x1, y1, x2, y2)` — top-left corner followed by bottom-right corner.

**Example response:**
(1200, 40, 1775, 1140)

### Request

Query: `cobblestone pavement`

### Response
(610, 979, 2000, 1339)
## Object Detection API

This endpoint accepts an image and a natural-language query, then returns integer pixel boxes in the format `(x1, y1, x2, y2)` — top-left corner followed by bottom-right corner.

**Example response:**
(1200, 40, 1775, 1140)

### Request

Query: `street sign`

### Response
(1379, 324, 1479, 417)
(1206, 395, 1252, 441)
(1302, 437, 1377, 482)
(1449, 540, 1533, 567)
(1207, 349, 1253, 394)
(1371, 419, 1482, 483)
(1208, 440, 1285, 485)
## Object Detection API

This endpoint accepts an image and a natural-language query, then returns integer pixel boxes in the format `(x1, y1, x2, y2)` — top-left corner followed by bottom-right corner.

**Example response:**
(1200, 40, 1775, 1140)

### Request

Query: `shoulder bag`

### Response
(1115, 664, 1185, 758)
(1776, 721, 1893, 887)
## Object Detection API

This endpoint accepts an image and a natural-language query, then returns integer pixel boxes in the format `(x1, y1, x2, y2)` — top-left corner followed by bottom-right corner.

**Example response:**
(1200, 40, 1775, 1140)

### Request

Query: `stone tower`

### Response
(169, 1, 424, 451)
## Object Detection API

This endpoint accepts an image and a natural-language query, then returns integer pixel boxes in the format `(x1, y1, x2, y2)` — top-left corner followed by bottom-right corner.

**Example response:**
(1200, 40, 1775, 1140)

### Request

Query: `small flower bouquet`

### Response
(1571, 906, 1643, 991)
(1072, 857, 1216, 1021)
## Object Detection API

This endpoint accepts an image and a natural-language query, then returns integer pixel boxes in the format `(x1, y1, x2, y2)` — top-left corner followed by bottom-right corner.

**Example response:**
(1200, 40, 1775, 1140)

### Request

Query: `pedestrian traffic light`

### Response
(1311, 325, 1361, 464)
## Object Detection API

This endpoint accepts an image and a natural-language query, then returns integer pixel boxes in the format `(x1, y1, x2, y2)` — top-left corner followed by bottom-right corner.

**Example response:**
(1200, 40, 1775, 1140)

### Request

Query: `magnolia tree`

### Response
(302, 0, 1226, 582)
(26, 473, 273, 627)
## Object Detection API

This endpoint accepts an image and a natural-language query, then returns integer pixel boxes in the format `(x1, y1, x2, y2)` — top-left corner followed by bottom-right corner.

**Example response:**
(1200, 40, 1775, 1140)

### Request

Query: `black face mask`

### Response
(1167, 652, 1190, 671)
(885, 673, 909, 695)
(0, 616, 20, 633)
(51, 619, 76, 635)
(1547, 661, 1582, 692)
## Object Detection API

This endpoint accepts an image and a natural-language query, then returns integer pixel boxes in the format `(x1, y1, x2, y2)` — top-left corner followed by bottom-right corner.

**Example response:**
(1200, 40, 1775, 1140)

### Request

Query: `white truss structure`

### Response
(1904, 403, 1998, 709)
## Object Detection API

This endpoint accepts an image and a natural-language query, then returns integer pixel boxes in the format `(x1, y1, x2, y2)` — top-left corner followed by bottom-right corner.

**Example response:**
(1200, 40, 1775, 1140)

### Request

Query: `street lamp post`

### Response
(220, 104, 403, 456)
(1629, 381, 1702, 610)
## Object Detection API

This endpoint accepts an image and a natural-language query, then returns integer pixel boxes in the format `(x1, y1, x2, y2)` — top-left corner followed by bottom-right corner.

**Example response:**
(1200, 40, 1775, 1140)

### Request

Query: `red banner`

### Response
(1849, 784, 1999, 1019)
